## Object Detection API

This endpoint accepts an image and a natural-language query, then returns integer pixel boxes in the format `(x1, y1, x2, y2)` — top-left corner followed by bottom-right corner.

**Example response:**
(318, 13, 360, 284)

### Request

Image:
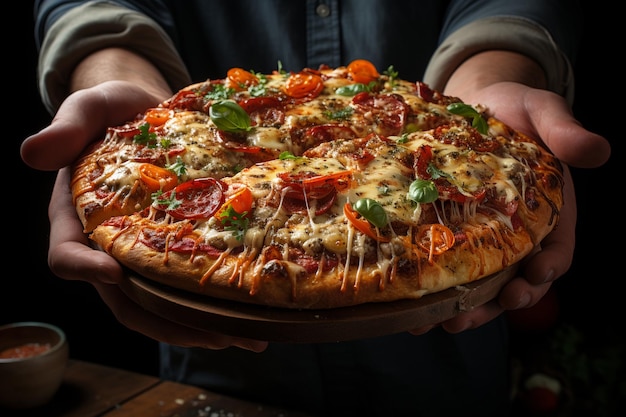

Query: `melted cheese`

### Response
(346, 147, 418, 225)
(403, 133, 530, 204)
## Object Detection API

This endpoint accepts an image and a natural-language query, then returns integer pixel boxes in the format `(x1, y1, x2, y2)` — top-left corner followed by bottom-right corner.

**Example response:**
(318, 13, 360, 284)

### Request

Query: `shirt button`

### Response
(316, 4, 330, 17)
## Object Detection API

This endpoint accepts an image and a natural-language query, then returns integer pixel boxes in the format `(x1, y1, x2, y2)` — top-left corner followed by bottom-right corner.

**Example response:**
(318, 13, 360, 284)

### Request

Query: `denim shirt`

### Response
(34, 0, 581, 113)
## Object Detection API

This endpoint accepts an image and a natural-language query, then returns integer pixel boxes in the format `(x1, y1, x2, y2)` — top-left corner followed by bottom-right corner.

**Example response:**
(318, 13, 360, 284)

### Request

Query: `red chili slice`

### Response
(343, 203, 390, 242)
(156, 178, 225, 220)
(278, 170, 352, 200)
(416, 224, 455, 263)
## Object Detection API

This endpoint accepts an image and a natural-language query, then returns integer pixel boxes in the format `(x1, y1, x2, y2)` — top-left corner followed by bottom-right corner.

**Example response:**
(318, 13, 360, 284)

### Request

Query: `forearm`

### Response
(36, 2, 190, 114)
(70, 47, 172, 100)
(423, 16, 575, 104)
(443, 50, 547, 97)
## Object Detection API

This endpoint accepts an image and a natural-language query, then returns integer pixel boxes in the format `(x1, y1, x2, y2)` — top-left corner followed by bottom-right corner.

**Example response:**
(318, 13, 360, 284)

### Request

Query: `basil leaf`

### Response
(279, 151, 300, 160)
(209, 100, 252, 132)
(408, 179, 438, 203)
(446, 102, 489, 135)
(354, 198, 388, 228)
(336, 83, 369, 96)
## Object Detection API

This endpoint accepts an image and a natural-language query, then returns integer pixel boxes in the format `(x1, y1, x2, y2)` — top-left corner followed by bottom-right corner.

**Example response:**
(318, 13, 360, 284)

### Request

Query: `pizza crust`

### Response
(91, 213, 536, 309)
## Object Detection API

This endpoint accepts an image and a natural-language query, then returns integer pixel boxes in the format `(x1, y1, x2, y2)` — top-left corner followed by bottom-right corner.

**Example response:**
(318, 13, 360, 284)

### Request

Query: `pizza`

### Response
(71, 59, 564, 310)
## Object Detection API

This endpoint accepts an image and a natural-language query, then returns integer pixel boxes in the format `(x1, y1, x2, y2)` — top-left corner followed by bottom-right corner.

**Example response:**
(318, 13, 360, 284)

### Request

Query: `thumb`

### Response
(21, 81, 164, 171)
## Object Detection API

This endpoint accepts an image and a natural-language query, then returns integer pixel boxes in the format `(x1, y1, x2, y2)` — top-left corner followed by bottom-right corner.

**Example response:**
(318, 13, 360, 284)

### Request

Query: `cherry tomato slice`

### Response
(144, 108, 172, 126)
(284, 72, 324, 98)
(416, 224, 455, 262)
(347, 59, 379, 84)
(343, 203, 390, 242)
(227, 67, 259, 91)
(139, 163, 178, 192)
(215, 184, 254, 219)
(157, 178, 225, 220)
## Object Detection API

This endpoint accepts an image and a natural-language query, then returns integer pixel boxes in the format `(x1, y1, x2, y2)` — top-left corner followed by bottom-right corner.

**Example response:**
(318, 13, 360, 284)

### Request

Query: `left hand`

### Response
(411, 81, 610, 334)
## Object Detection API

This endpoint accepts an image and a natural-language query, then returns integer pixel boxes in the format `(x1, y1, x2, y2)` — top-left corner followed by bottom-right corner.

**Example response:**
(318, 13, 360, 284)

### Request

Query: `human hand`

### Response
(410, 81, 611, 335)
(21, 81, 269, 351)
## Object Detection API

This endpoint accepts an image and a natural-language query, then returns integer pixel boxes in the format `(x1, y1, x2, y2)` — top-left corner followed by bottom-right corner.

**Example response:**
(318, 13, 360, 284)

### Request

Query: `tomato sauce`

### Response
(0, 342, 51, 359)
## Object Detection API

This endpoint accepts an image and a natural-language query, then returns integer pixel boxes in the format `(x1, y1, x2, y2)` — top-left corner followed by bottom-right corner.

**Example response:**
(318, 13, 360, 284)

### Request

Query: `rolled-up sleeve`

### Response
(423, 16, 575, 105)
(38, 1, 191, 114)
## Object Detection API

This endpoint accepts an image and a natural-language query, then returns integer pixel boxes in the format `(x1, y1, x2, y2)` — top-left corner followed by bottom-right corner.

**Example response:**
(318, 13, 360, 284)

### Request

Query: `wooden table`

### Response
(2, 359, 315, 417)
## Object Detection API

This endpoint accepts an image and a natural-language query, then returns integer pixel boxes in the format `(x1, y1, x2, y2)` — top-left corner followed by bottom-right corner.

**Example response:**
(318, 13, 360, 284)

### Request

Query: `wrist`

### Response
(444, 50, 547, 98)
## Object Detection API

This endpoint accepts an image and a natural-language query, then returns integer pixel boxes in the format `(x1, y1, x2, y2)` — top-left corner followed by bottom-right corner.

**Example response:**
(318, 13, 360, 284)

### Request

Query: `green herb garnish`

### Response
(279, 151, 300, 160)
(133, 123, 157, 146)
(219, 205, 249, 241)
(324, 107, 354, 120)
(151, 189, 181, 210)
(407, 179, 438, 204)
(166, 156, 187, 177)
(353, 198, 388, 228)
(446, 102, 489, 135)
(209, 100, 252, 132)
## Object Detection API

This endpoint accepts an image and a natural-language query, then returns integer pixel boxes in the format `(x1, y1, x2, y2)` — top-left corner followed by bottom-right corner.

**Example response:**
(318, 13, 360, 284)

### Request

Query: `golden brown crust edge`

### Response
(90, 218, 535, 309)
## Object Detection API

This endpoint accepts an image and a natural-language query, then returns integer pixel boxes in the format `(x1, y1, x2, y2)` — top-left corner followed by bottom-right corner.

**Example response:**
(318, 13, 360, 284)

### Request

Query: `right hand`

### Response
(21, 81, 269, 352)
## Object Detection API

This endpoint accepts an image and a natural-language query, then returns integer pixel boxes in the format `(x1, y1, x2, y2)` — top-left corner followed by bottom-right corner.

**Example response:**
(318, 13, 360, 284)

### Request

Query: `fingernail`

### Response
(542, 269, 555, 284)
(516, 292, 531, 309)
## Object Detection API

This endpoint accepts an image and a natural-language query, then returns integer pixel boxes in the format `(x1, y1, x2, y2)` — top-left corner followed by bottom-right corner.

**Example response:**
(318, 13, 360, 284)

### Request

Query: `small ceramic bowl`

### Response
(0, 322, 69, 409)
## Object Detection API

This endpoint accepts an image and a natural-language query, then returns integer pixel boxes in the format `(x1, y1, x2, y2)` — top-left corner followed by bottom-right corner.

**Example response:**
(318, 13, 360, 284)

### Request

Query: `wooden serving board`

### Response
(119, 265, 517, 343)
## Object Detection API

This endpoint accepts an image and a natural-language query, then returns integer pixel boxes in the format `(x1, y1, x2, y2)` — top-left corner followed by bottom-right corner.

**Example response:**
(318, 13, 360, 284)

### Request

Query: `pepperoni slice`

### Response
(352, 92, 408, 136)
(433, 124, 501, 153)
(238, 96, 285, 127)
(302, 124, 356, 148)
(282, 189, 337, 215)
(165, 89, 205, 112)
(155, 178, 225, 220)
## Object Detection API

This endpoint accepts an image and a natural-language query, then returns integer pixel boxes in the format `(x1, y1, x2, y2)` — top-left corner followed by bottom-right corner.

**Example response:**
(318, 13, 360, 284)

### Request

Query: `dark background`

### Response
(5, 0, 622, 385)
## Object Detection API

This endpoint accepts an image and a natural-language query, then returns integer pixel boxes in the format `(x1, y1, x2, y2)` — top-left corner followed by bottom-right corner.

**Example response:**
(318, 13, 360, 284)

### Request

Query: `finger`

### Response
(497, 277, 552, 310)
(47, 168, 123, 284)
(93, 281, 269, 352)
(21, 81, 163, 171)
(440, 299, 504, 333)
(525, 89, 610, 168)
